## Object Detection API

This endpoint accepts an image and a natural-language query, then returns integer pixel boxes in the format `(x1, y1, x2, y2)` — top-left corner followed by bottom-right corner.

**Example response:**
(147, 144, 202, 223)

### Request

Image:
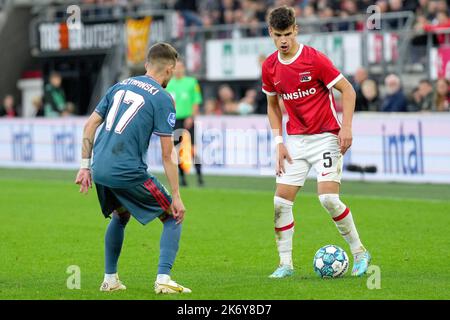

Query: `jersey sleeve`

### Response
(261, 61, 277, 96)
(94, 85, 116, 118)
(192, 79, 203, 105)
(316, 51, 344, 89)
(153, 94, 176, 136)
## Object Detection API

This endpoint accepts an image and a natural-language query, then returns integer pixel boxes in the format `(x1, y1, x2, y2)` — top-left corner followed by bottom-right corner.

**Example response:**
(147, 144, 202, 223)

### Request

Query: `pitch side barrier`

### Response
(0, 113, 449, 184)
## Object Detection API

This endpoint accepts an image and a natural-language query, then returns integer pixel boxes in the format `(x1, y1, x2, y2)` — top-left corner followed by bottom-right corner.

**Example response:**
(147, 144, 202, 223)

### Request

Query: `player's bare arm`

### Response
(75, 112, 104, 194)
(267, 94, 293, 176)
(333, 77, 356, 155)
(160, 135, 186, 224)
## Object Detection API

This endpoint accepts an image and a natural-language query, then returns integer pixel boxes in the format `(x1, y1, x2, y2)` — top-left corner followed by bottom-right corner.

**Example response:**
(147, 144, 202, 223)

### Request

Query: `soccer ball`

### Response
(313, 245, 349, 278)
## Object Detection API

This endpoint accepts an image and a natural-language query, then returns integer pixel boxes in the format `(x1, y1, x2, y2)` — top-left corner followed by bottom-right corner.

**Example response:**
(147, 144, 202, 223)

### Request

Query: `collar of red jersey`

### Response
(277, 44, 304, 65)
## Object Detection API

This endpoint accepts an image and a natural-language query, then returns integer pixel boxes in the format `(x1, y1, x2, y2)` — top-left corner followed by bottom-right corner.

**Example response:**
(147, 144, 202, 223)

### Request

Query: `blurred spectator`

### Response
(417, 79, 434, 111)
(375, 0, 389, 13)
(360, 79, 381, 111)
(337, 0, 359, 30)
(175, 0, 203, 27)
(435, 0, 449, 14)
(352, 68, 381, 112)
(254, 54, 269, 115)
(237, 88, 256, 115)
(352, 67, 368, 92)
(434, 78, 450, 111)
(32, 96, 44, 117)
(386, 0, 408, 29)
(44, 71, 66, 117)
(411, 14, 431, 65)
(352, 67, 368, 111)
(416, 0, 435, 19)
(303, 4, 317, 19)
(204, 98, 223, 115)
(318, 7, 335, 32)
(408, 87, 422, 112)
(380, 74, 408, 112)
(422, 10, 450, 44)
(0, 94, 17, 117)
(217, 84, 238, 114)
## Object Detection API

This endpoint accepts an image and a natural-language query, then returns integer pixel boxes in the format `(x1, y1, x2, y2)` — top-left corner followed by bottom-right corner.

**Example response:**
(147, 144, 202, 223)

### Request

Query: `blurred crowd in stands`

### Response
(2, 68, 448, 119)
(163, 0, 449, 32)
(197, 69, 449, 116)
(351, 68, 450, 112)
(0, 72, 76, 118)
(2, 0, 450, 118)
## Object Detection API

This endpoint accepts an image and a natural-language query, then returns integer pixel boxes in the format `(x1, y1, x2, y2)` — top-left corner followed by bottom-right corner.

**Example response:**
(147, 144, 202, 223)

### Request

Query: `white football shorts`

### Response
(276, 132, 343, 186)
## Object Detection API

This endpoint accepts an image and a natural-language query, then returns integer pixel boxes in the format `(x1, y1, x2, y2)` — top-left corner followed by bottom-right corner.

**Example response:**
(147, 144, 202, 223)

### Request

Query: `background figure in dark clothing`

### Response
(44, 71, 66, 117)
(351, 67, 370, 111)
(359, 79, 381, 111)
(254, 54, 269, 114)
(175, 0, 203, 27)
(417, 79, 434, 111)
(381, 74, 408, 112)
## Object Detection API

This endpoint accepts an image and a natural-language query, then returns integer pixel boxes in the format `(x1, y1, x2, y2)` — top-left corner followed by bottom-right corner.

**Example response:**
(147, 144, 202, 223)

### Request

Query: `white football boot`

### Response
(99, 274, 126, 292)
(154, 274, 192, 294)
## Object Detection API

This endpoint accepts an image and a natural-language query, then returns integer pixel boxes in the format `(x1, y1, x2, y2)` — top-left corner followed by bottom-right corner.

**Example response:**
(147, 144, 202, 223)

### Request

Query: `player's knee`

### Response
(159, 212, 171, 223)
(274, 196, 294, 226)
(112, 210, 130, 226)
(274, 196, 293, 211)
(318, 194, 345, 216)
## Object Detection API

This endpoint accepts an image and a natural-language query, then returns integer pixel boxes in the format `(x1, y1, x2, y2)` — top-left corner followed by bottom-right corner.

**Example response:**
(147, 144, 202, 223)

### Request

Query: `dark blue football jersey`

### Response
(92, 75, 176, 188)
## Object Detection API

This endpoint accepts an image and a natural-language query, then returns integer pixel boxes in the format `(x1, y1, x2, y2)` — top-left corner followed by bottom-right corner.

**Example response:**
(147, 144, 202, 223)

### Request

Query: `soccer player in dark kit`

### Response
(75, 42, 191, 294)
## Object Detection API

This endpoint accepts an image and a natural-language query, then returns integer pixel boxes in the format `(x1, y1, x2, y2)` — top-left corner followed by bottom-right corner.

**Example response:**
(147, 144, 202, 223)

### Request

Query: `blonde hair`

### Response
(434, 78, 449, 112)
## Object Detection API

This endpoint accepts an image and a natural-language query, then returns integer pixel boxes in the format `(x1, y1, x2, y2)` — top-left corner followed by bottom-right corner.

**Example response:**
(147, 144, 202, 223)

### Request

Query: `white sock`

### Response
(274, 196, 295, 268)
(104, 273, 118, 282)
(319, 194, 364, 255)
(156, 274, 170, 284)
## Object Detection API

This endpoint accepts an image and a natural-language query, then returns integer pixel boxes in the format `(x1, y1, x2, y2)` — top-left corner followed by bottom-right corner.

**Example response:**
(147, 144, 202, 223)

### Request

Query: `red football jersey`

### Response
(262, 44, 344, 135)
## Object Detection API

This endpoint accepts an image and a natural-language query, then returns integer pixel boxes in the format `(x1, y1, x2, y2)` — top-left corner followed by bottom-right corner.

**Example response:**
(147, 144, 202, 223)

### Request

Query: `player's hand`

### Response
(276, 143, 293, 176)
(75, 168, 92, 194)
(338, 126, 352, 155)
(183, 117, 194, 130)
(171, 194, 186, 224)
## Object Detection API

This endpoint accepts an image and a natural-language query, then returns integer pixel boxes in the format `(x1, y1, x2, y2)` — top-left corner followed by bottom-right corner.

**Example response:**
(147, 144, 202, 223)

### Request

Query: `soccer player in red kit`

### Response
(262, 6, 371, 278)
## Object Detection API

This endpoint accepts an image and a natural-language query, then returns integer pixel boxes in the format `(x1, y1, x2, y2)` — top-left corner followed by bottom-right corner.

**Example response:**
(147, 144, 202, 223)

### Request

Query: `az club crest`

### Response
(300, 74, 312, 82)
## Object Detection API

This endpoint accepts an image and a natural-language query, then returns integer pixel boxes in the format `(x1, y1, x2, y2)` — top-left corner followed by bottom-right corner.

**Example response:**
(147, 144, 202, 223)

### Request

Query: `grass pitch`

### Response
(0, 168, 449, 300)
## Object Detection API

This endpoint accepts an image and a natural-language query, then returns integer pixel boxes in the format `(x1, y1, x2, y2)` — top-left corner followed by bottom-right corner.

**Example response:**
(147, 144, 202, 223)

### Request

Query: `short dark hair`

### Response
(146, 42, 179, 67)
(268, 5, 296, 30)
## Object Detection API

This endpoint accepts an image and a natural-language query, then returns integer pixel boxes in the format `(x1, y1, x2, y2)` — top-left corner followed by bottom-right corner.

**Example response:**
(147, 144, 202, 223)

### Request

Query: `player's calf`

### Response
(103, 208, 130, 286)
(318, 194, 366, 254)
(318, 194, 371, 275)
(272, 196, 295, 271)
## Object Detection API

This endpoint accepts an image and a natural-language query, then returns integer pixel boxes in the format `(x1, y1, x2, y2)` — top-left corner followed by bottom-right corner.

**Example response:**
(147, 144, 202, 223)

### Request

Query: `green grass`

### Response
(0, 168, 449, 300)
